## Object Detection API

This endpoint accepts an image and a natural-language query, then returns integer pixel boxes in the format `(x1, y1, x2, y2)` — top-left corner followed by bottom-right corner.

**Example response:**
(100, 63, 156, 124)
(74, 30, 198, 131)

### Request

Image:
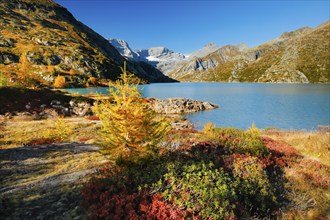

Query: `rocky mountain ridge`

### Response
(110, 21, 329, 83)
(169, 21, 330, 83)
(109, 38, 187, 75)
(0, 0, 174, 88)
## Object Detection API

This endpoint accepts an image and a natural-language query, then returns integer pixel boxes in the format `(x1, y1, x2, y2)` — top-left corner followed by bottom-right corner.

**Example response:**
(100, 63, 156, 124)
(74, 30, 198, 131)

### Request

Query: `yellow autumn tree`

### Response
(0, 72, 8, 87)
(93, 62, 170, 158)
(47, 64, 55, 75)
(18, 52, 34, 87)
(88, 76, 97, 85)
(69, 68, 75, 75)
(53, 75, 66, 88)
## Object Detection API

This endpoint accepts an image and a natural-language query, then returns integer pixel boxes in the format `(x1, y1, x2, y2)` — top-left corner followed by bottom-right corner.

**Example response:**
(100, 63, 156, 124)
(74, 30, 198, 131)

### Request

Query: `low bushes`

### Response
(82, 125, 288, 219)
(202, 123, 269, 156)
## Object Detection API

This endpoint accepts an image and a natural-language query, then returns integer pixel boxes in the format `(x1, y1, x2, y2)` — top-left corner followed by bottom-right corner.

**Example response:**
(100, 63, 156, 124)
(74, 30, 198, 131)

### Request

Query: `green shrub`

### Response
(232, 155, 277, 212)
(151, 161, 236, 219)
(0, 72, 9, 87)
(202, 123, 269, 156)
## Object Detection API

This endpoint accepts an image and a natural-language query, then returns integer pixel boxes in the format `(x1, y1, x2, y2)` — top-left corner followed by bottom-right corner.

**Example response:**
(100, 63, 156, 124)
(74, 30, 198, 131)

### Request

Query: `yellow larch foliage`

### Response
(88, 77, 97, 85)
(69, 69, 75, 75)
(93, 62, 170, 158)
(47, 65, 55, 74)
(53, 75, 66, 88)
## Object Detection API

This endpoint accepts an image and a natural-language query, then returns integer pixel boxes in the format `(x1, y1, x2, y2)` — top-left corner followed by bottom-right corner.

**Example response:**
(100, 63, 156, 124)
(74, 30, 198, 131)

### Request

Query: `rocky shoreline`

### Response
(1, 92, 218, 126)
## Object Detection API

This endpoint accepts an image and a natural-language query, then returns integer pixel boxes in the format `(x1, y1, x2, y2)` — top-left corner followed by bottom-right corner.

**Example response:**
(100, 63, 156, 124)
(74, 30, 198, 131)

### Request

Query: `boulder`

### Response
(318, 125, 330, 134)
(69, 100, 92, 116)
(13, 112, 33, 120)
(0, 52, 19, 64)
(47, 55, 61, 65)
(152, 98, 218, 114)
(171, 119, 194, 130)
(38, 108, 59, 119)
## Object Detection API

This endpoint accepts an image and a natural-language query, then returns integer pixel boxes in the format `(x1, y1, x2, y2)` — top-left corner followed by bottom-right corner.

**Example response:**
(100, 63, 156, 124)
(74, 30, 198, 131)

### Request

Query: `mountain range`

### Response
(0, 0, 328, 87)
(110, 21, 330, 83)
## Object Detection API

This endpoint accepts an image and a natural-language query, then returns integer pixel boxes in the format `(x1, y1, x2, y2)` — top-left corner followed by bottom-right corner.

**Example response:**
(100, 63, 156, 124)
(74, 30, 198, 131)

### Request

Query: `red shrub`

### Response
(86, 115, 100, 121)
(262, 137, 302, 167)
(263, 137, 300, 158)
(79, 137, 92, 142)
(140, 193, 186, 220)
(297, 159, 330, 188)
(24, 137, 60, 146)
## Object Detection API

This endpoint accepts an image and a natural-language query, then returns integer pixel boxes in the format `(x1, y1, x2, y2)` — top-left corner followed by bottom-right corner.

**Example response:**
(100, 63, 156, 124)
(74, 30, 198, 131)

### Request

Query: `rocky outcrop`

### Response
(108, 38, 139, 60)
(6, 99, 93, 120)
(152, 98, 218, 114)
(169, 44, 247, 80)
(69, 100, 92, 116)
(2, 97, 218, 120)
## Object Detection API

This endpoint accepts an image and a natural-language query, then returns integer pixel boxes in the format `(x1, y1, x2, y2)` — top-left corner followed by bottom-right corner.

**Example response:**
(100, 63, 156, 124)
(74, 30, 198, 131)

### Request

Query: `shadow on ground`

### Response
(0, 142, 105, 220)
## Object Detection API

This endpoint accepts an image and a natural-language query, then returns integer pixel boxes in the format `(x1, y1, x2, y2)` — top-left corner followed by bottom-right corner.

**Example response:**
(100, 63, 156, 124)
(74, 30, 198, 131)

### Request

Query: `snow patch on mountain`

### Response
(109, 39, 188, 74)
(146, 56, 160, 62)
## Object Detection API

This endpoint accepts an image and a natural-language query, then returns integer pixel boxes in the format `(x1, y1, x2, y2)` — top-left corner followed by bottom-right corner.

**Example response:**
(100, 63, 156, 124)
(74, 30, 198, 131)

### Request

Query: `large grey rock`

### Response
(152, 98, 218, 114)
(38, 108, 59, 119)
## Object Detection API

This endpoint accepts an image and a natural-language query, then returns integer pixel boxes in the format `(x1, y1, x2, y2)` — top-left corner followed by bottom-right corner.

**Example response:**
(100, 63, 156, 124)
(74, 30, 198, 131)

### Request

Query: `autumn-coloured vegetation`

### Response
(80, 111, 329, 220)
(1, 100, 328, 219)
(92, 63, 169, 158)
(81, 125, 287, 219)
(53, 75, 66, 88)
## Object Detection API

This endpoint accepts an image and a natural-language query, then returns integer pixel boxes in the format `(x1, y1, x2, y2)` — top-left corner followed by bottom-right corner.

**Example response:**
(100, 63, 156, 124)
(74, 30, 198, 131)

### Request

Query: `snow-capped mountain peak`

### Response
(108, 38, 138, 59)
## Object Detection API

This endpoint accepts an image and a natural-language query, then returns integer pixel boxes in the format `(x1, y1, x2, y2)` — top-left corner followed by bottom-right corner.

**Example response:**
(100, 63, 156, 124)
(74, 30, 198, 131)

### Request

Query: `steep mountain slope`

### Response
(186, 43, 221, 59)
(168, 21, 330, 83)
(108, 38, 139, 60)
(0, 0, 173, 87)
(135, 47, 186, 75)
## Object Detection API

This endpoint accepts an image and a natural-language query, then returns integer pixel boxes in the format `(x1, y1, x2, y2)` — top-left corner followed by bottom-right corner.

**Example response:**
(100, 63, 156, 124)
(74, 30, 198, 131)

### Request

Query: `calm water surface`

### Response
(65, 83, 330, 130)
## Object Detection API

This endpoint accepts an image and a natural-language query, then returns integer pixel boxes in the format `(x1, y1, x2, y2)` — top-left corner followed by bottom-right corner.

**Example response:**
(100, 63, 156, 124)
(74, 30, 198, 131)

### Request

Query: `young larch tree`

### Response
(93, 62, 169, 158)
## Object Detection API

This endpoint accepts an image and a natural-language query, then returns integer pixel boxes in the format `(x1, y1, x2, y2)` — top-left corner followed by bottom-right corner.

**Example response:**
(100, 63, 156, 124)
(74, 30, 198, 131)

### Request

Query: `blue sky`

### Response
(55, 0, 329, 54)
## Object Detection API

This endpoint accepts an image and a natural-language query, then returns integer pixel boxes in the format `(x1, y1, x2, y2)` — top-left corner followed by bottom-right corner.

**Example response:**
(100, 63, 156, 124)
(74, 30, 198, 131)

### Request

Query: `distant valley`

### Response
(110, 21, 330, 83)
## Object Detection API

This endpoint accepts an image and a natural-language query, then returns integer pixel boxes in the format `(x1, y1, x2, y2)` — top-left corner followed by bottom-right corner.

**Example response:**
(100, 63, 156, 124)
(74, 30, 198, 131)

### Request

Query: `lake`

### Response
(65, 83, 330, 131)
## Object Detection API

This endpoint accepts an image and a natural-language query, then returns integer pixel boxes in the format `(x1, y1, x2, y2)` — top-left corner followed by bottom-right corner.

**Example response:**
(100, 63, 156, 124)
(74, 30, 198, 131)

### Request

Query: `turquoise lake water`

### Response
(65, 83, 330, 131)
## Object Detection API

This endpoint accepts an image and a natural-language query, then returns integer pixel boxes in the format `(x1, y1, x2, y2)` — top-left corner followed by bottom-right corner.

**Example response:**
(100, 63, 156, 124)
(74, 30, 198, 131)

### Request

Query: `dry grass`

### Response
(0, 117, 108, 219)
(0, 117, 106, 185)
(264, 130, 330, 219)
(0, 117, 100, 149)
(264, 130, 330, 166)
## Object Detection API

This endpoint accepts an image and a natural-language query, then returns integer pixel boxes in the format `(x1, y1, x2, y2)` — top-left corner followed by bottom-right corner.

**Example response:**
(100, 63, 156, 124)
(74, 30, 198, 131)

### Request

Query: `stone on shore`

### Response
(152, 98, 218, 114)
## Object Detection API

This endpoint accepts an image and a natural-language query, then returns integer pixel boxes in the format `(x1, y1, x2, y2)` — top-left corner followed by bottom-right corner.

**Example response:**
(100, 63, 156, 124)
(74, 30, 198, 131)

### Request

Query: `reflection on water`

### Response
(64, 83, 330, 130)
